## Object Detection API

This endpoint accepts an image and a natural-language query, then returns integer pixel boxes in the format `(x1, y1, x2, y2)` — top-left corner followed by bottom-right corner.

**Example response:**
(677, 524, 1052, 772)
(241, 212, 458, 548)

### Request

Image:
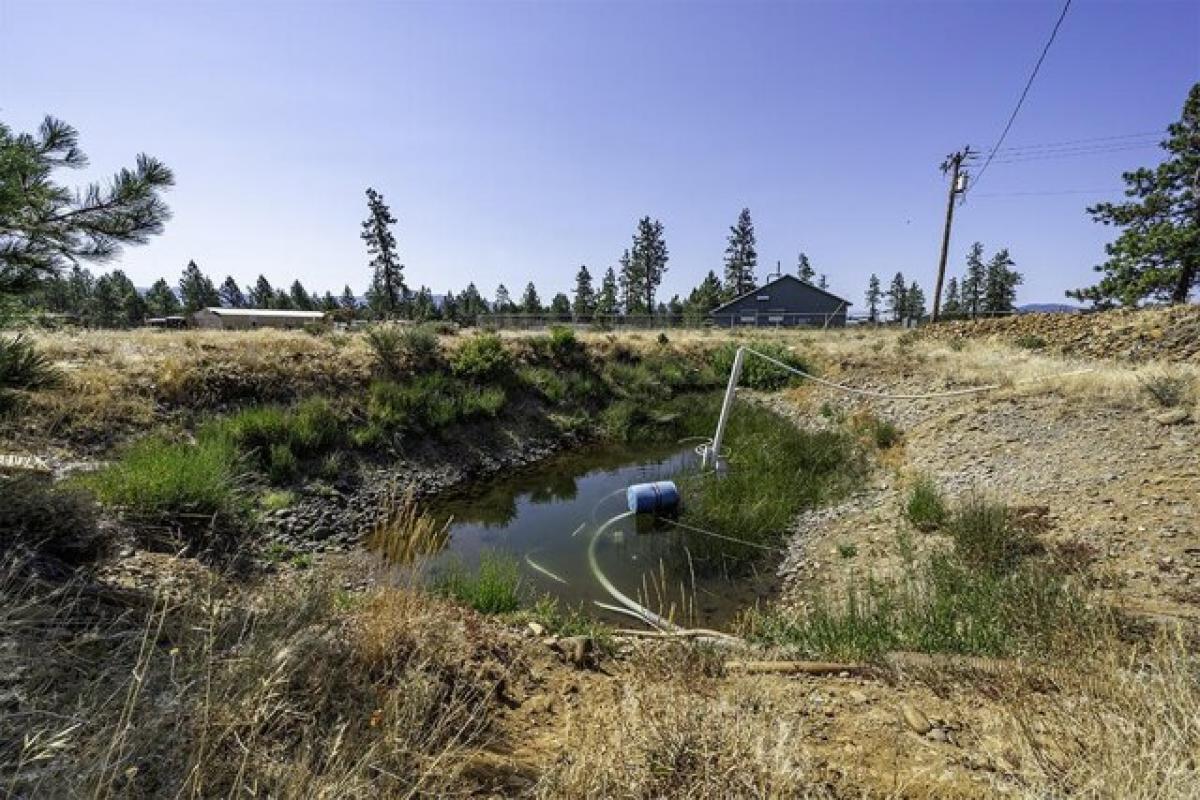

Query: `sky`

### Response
(2, 0, 1197, 307)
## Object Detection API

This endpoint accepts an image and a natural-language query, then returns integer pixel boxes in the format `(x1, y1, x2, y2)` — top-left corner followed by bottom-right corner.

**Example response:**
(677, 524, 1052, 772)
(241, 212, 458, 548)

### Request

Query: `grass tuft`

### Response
(436, 551, 523, 614)
(904, 474, 948, 530)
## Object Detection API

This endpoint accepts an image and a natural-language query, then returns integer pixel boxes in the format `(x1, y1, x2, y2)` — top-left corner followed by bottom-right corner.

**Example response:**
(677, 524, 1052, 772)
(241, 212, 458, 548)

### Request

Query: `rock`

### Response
(527, 621, 546, 636)
(848, 690, 869, 705)
(926, 727, 950, 743)
(1154, 408, 1191, 426)
(562, 636, 594, 667)
(900, 703, 932, 735)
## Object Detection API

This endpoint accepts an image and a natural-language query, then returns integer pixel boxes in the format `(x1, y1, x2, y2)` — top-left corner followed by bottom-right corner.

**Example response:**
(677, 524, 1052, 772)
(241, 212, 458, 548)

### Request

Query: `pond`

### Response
(418, 442, 778, 629)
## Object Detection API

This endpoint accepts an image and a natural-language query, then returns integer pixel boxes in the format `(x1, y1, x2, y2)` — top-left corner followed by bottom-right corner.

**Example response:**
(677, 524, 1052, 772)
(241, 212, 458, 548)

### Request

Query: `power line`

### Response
(979, 131, 1160, 155)
(970, 0, 1073, 192)
(975, 142, 1159, 165)
(970, 187, 1118, 198)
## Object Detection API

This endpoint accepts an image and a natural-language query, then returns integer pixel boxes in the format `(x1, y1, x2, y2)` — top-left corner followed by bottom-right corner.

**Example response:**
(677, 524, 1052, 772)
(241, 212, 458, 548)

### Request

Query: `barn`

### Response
(190, 308, 327, 330)
(709, 274, 852, 328)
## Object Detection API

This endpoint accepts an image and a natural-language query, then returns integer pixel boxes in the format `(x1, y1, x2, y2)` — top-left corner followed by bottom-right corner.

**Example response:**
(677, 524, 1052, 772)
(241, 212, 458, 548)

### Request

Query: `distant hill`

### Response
(1017, 303, 1080, 314)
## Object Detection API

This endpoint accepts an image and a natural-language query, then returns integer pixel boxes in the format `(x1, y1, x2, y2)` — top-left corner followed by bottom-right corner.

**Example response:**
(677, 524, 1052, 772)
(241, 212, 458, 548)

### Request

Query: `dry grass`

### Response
(1, 561, 517, 798)
(365, 485, 451, 565)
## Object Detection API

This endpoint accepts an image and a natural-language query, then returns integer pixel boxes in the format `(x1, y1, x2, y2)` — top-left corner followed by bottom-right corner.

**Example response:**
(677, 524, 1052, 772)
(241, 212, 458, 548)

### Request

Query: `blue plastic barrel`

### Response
(626, 480, 680, 515)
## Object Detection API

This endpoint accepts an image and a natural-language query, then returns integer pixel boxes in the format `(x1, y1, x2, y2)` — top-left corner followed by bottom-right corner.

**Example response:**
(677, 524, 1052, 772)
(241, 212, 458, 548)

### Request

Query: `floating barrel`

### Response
(626, 480, 680, 515)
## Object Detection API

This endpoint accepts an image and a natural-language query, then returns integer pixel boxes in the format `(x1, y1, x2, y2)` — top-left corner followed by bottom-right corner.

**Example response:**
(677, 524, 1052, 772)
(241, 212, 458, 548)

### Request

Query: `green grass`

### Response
(744, 553, 1092, 661)
(82, 432, 242, 516)
(360, 373, 509, 443)
(435, 551, 523, 614)
(711, 341, 809, 390)
(213, 397, 344, 484)
(904, 474, 948, 530)
(745, 493, 1089, 661)
(945, 493, 1039, 576)
(673, 395, 862, 568)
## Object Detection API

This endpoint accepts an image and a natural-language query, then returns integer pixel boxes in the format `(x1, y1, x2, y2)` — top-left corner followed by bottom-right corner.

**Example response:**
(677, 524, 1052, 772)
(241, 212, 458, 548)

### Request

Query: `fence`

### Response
(476, 312, 891, 331)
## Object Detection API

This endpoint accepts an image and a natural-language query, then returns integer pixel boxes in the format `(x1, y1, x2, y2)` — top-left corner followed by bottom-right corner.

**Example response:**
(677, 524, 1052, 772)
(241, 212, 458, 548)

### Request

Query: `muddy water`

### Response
(425, 443, 777, 629)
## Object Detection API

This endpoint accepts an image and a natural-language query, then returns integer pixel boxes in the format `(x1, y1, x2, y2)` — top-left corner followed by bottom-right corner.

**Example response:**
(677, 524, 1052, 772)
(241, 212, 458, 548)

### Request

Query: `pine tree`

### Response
(494, 284, 512, 313)
(982, 249, 1022, 314)
(520, 282, 541, 314)
(145, 278, 180, 317)
(817, 274, 829, 291)
(0, 116, 173, 300)
(247, 275, 273, 308)
(572, 265, 595, 318)
(797, 252, 815, 283)
(961, 242, 986, 318)
(411, 287, 437, 321)
(218, 276, 246, 308)
(629, 217, 669, 313)
(289, 280, 313, 310)
(338, 285, 359, 320)
(886, 272, 907, 322)
(272, 288, 293, 310)
(685, 270, 723, 322)
(596, 267, 619, 317)
(1070, 83, 1200, 306)
(178, 260, 219, 314)
(617, 250, 635, 313)
(905, 280, 927, 320)
(361, 187, 405, 316)
(319, 291, 339, 312)
(864, 274, 882, 322)
(550, 292, 571, 321)
(459, 283, 488, 321)
(941, 277, 962, 318)
(441, 290, 460, 322)
(722, 208, 757, 299)
(90, 270, 144, 327)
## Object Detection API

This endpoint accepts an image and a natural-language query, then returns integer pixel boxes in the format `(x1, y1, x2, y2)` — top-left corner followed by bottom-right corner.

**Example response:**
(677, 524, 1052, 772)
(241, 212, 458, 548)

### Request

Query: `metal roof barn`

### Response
(190, 308, 327, 330)
(710, 274, 852, 328)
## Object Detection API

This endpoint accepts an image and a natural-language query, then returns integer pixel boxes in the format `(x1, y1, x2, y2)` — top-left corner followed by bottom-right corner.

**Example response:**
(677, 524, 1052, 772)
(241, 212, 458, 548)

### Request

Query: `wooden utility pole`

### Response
(931, 147, 972, 323)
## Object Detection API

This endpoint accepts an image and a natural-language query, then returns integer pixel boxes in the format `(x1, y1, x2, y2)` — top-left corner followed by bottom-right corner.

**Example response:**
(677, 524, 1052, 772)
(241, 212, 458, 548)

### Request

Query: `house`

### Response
(190, 307, 327, 330)
(709, 274, 852, 328)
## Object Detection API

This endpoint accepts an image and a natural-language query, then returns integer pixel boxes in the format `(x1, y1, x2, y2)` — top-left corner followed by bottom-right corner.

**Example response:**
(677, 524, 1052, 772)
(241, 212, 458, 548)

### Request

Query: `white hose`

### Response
(587, 513, 679, 632)
(525, 554, 568, 585)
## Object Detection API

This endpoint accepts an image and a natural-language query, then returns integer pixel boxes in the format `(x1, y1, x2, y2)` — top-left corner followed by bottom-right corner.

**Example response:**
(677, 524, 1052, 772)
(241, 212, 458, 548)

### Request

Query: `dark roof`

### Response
(710, 274, 853, 314)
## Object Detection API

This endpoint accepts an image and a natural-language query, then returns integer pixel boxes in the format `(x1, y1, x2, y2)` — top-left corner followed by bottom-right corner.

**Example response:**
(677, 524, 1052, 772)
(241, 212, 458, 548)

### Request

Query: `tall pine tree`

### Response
(961, 242, 986, 318)
(797, 252, 815, 283)
(722, 208, 757, 299)
(596, 267, 619, 317)
(1070, 83, 1200, 306)
(520, 282, 541, 314)
(982, 249, 1022, 314)
(178, 260, 219, 314)
(941, 277, 962, 318)
(886, 272, 907, 322)
(864, 274, 882, 322)
(145, 278, 180, 317)
(629, 217, 669, 313)
(572, 265, 595, 317)
(218, 276, 246, 308)
(361, 188, 405, 316)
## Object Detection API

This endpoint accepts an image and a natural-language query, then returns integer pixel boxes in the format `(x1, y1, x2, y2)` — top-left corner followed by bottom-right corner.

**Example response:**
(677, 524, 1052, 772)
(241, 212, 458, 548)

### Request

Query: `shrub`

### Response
(363, 374, 505, 440)
(1140, 371, 1193, 408)
(219, 398, 343, 483)
(436, 551, 523, 614)
(837, 542, 858, 559)
(851, 411, 900, 449)
(904, 474, 947, 530)
(0, 474, 107, 566)
(82, 433, 242, 517)
(451, 333, 512, 382)
(945, 493, 1039, 575)
(711, 342, 808, 390)
(548, 325, 583, 364)
(425, 320, 459, 336)
(366, 324, 442, 376)
(519, 365, 568, 404)
(0, 334, 60, 390)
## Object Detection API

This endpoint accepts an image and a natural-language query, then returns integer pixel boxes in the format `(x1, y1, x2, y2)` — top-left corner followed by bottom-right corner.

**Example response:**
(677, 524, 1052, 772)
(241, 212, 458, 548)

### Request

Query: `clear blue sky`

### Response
(2, 0, 1197, 306)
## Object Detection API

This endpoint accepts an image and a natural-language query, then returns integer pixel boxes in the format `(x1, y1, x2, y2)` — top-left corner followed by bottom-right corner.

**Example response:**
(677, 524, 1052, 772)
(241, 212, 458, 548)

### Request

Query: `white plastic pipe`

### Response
(705, 345, 744, 469)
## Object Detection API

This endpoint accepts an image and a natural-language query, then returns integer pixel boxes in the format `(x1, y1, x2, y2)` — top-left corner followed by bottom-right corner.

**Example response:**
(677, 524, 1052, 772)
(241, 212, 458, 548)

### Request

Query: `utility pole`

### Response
(931, 146, 973, 323)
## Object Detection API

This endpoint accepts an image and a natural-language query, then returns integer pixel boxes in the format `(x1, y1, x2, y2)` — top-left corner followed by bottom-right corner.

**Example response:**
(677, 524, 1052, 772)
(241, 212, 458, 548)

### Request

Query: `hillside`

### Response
(3, 320, 1199, 798)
